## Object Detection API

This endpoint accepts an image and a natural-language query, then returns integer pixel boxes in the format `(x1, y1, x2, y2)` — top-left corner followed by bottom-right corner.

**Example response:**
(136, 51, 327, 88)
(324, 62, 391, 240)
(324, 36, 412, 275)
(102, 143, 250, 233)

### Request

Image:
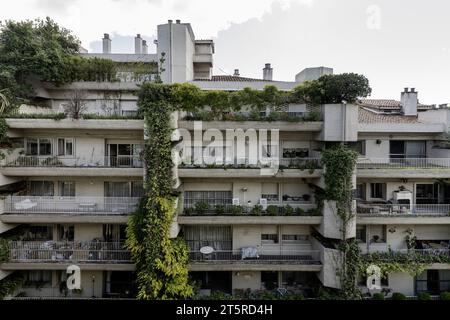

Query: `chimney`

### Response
(135, 34, 142, 54)
(102, 33, 111, 54)
(401, 87, 418, 116)
(176, 19, 181, 24)
(168, 19, 173, 24)
(142, 40, 148, 54)
(233, 69, 240, 76)
(263, 63, 273, 81)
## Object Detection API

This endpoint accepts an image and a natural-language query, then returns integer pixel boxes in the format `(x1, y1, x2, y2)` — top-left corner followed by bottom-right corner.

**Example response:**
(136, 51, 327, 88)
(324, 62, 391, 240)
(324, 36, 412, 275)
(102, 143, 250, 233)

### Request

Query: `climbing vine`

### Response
(0, 274, 23, 299)
(321, 145, 359, 299)
(125, 82, 193, 299)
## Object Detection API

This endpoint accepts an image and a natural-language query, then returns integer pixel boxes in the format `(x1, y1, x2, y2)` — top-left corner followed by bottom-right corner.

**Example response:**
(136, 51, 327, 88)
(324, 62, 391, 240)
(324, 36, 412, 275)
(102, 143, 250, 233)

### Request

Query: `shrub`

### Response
(194, 202, 210, 215)
(183, 207, 195, 216)
(294, 207, 305, 215)
(230, 205, 243, 215)
(391, 292, 407, 300)
(266, 205, 278, 216)
(417, 292, 431, 300)
(214, 205, 225, 215)
(372, 293, 385, 300)
(440, 292, 450, 300)
(251, 204, 263, 216)
(283, 205, 294, 216)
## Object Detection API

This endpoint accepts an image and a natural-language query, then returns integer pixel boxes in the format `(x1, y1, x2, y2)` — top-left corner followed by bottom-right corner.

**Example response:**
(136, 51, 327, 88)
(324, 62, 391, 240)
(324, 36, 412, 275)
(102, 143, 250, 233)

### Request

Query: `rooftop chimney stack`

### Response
(233, 69, 240, 76)
(142, 40, 148, 54)
(135, 34, 143, 54)
(176, 19, 181, 24)
(263, 63, 273, 81)
(401, 87, 418, 116)
(102, 33, 111, 54)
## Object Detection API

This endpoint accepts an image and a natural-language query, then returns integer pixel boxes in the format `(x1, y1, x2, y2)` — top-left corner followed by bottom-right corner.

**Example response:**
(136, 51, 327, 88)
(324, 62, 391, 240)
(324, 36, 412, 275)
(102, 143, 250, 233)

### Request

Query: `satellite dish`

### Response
(200, 246, 214, 254)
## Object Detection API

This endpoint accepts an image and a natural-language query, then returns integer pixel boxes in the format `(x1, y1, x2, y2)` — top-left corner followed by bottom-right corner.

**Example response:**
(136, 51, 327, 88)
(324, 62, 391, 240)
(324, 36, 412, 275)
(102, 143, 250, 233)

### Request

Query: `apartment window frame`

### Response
(59, 181, 75, 197)
(282, 234, 309, 243)
(416, 183, 439, 204)
(355, 183, 366, 200)
(183, 191, 233, 208)
(27, 181, 54, 197)
(370, 183, 386, 199)
(356, 225, 367, 243)
(261, 234, 279, 244)
(57, 138, 74, 157)
(25, 138, 53, 156)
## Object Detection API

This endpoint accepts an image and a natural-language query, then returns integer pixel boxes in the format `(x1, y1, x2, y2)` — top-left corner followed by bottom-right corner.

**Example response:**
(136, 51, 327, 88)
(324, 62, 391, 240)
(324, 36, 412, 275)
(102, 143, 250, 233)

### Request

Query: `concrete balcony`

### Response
(178, 120, 323, 132)
(0, 196, 140, 224)
(357, 203, 450, 224)
(188, 249, 321, 272)
(178, 203, 321, 225)
(6, 118, 144, 131)
(178, 158, 322, 179)
(357, 158, 450, 178)
(1, 155, 143, 177)
(1, 241, 133, 271)
(193, 53, 213, 65)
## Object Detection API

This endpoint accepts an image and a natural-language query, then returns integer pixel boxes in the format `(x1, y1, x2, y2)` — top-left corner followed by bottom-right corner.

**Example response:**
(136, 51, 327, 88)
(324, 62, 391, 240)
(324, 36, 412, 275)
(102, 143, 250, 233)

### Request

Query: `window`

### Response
(282, 148, 309, 158)
(183, 191, 233, 208)
(59, 181, 75, 197)
(416, 183, 439, 204)
(103, 224, 127, 242)
(282, 234, 309, 243)
(390, 140, 426, 159)
(370, 225, 386, 243)
(261, 272, 278, 290)
(57, 225, 74, 241)
(370, 183, 385, 199)
(131, 181, 144, 197)
(57, 138, 74, 156)
(355, 183, 366, 200)
(261, 234, 279, 244)
(26, 138, 53, 156)
(19, 225, 53, 240)
(105, 181, 144, 197)
(27, 181, 54, 196)
(345, 141, 365, 156)
(24, 271, 52, 287)
(356, 225, 366, 243)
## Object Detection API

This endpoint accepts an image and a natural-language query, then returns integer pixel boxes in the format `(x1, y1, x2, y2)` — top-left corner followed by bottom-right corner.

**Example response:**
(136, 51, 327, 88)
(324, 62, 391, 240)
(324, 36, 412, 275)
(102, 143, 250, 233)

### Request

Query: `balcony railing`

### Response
(3, 155, 143, 168)
(357, 158, 450, 169)
(357, 203, 450, 216)
(7, 241, 131, 263)
(3, 196, 140, 214)
(189, 249, 320, 264)
(182, 203, 319, 216)
(179, 157, 322, 170)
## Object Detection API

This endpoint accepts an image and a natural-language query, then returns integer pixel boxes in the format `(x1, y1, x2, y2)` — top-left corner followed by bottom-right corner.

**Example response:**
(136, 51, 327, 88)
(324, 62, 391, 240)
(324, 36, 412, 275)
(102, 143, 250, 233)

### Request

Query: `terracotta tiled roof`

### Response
(358, 107, 420, 124)
(359, 99, 434, 110)
(194, 75, 272, 82)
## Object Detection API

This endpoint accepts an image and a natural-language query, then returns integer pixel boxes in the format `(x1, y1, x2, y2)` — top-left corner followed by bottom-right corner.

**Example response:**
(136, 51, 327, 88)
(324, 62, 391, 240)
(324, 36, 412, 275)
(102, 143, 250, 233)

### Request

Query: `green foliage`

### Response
(283, 204, 294, 216)
(359, 250, 450, 277)
(0, 238, 9, 262)
(266, 205, 278, 216)
(0, 17, 80, 108)
(391, 292, 407, 300)
(440, 292, 450, 300)
(417, 292, 431, 300)
(372, 293, 385, 300)
(126, 82, 193, 300)
(66, 56, 118, 82)
(194, 202, 210, 215)
(322, 145, 359, 299)
(214, 204, 225, 215)
(251, 204, 263, 216)
(292, 73, 371, 104)
(0, 274, 23, 299)
(230, 205, 243, 215)
(6, 112, 67, 120)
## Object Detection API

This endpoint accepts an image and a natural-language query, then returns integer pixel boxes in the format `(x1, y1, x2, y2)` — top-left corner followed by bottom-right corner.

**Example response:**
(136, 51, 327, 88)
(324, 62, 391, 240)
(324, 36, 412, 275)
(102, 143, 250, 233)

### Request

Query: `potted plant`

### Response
(266, 205, 278, 216)
(194, 202, 210, 215)
(302, 194, 311, 202)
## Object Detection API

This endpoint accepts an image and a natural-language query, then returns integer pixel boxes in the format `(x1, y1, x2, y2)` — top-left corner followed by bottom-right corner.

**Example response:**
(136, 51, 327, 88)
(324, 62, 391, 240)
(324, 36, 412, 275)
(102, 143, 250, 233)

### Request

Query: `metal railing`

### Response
(189, 249, 320, 264)
(3, 196, 140, 214)
(8, 241, 131, 263)
(182, 203, 318, 216)
(179, 157, 322, 169)
(357, 158, 450, 169)
(357, 203, 450, 216)
(3, 155, 143, 168)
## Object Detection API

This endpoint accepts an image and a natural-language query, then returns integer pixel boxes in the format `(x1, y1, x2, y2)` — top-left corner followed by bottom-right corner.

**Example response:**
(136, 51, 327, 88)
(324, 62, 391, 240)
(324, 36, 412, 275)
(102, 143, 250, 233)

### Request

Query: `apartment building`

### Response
(0, 20, 449, 299)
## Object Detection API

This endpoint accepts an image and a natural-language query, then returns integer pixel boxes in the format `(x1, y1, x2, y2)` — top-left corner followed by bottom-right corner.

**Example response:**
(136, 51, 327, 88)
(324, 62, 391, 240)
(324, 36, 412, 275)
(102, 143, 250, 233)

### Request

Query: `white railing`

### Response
(357, 203, 450, 216)
(8, 241, 131, 263)
(189, 249, 320, 263)
(4, 196, 140, 214)
(397, 249, 450, 257)
(3, 155, 143, 168)
(357, 158, 450, 169)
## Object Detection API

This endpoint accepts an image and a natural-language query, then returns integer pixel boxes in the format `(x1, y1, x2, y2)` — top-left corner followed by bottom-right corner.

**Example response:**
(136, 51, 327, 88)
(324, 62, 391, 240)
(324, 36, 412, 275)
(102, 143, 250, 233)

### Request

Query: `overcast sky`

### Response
(2, 0, 450, 103)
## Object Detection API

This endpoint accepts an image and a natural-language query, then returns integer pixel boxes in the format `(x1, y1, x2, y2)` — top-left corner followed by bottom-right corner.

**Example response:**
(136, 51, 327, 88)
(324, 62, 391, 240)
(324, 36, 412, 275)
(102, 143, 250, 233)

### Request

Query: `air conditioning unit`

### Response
(259, 198, 268, 210)
(232, 198, 240, 205)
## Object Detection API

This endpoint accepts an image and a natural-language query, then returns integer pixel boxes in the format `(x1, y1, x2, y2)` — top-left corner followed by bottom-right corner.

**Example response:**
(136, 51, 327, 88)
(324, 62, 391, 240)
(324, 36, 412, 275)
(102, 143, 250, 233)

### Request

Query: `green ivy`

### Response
(322, 145, 359, 299)
(0, 274, 23, 299)
(0, 238, 9, 263)
(125, 82, 193, 300)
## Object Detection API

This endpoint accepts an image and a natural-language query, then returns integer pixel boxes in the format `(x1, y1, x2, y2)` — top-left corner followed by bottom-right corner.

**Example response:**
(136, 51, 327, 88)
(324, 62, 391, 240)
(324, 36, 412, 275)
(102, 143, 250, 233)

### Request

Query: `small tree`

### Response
(62, 89, 88, 119)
